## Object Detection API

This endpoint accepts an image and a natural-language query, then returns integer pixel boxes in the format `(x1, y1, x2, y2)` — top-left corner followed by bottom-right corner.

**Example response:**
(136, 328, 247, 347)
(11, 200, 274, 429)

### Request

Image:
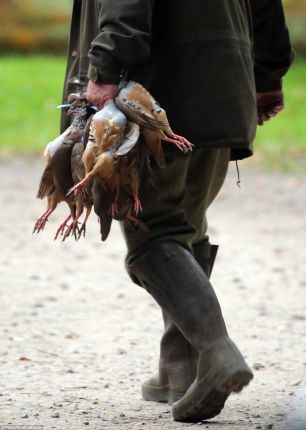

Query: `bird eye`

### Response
(122, 97, 127, 102)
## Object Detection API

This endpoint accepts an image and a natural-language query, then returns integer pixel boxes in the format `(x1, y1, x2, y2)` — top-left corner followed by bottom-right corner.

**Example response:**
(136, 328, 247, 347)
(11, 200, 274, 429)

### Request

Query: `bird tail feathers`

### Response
(36, 166, 55, 199)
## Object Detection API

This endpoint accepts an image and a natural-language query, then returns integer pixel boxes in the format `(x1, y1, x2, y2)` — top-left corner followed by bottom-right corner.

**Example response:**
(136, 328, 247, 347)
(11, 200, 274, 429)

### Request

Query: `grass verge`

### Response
(0, 55, 305, 171)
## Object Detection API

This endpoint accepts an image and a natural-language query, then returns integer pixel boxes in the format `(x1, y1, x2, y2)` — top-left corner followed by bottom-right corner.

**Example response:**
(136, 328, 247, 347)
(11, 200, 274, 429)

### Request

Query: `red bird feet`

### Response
(163, 133, 193, 153)
(133, 195, 142, 216)
(33, 209, 54, 234)
(67, 176, 91, 197)
(54, 214, 74, 241)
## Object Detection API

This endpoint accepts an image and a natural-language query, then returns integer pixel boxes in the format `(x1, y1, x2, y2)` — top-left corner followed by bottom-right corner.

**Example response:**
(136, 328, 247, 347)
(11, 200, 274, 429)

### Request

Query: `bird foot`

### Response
(62, 221, 80, 242)
(76, 207, 91, 240)
(54, 221, 70, 240)
(133, 195, 143, 215)
(67, 177, 90, 197)
(164, 133, 193, 153)
(125, 215, 149, 232)
(33, 216, 48, 234)
(110, 203, 119, 218)
(76, 223, 86, 240)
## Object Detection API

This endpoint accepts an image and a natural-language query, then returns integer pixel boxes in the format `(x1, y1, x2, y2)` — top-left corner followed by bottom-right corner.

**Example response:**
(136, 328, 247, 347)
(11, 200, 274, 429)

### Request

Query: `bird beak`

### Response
(57, 104, 72, 109)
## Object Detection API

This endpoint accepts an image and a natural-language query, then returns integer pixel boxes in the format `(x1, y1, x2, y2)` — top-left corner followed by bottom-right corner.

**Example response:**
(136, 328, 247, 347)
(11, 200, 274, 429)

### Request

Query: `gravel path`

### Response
(0, 156, 305, 430)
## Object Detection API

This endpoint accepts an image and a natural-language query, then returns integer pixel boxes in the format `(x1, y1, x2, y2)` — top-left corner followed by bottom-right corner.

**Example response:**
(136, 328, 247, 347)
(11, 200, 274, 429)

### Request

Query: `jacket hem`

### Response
(192, 138, 254, 161)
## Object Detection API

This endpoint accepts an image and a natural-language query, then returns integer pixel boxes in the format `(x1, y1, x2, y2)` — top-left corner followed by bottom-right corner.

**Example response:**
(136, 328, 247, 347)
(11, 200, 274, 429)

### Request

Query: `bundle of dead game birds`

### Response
(33, 81, 192, 242)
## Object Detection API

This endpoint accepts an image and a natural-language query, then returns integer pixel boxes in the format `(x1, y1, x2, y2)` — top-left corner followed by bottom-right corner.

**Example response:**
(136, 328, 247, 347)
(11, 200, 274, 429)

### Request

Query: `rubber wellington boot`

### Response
(141, 241, 218, 404)
(126, 240, 253, 422)
(141, 309, 198, 404)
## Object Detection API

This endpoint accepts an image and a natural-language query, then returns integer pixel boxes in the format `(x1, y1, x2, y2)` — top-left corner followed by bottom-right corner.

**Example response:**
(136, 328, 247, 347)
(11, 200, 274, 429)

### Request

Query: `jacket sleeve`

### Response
(88, 0, 155, 84)
(251, 0, 295, 92)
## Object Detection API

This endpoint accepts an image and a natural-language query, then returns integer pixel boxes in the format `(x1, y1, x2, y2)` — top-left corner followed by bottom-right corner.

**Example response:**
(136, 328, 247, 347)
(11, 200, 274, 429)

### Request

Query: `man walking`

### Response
(62, 0, 293, 422)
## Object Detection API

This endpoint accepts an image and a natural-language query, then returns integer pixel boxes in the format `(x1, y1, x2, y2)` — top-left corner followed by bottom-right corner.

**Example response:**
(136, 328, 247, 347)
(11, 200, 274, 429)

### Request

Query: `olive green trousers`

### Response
(121, 146, 231, 257)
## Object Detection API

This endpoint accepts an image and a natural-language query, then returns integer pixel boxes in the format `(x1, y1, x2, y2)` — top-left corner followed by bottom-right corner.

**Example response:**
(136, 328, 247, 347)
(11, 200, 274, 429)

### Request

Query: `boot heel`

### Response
(218, 370, 253, 394)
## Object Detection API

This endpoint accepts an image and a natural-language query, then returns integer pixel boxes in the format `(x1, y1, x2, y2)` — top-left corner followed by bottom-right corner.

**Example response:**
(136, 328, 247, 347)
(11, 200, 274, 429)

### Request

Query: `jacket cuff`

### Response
(88, 50, 123, 84)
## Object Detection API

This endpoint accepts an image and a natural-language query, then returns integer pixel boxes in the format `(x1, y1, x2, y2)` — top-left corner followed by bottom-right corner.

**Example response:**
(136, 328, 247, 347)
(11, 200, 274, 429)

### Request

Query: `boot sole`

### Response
(172, 369, 253, 422)
(142, 383, 186, 404)
(142, 383, 169, 403)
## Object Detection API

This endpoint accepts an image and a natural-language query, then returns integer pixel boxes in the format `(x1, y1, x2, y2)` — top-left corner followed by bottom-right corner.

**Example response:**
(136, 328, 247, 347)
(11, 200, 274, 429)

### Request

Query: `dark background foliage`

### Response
(0, 0, 305, 55)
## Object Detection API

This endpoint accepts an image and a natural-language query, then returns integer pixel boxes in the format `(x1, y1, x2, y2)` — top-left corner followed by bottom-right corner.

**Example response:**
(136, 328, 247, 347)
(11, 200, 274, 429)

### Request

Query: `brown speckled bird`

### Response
(33, 142, 76, 235)
(56, 114, 95, 241)
(34, 81, 193, 242)
(115, 81, 193, 156)
(67, 100, 141, 215)
(33, 94, 94, 236)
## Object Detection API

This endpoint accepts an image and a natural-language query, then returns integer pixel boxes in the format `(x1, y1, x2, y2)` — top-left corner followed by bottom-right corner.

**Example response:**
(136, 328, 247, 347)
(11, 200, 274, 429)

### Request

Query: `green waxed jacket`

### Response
(62, 0, 294, 160)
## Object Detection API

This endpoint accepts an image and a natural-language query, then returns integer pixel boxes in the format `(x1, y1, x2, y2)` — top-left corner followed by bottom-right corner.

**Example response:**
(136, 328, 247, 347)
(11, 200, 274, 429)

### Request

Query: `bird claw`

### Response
(125, 215, 149, 232)
(67, 183, 81, 197)
(172, 134, 193, 153)
(76, 223, 86, 240)
(164, 133, 193, 153)
(62, 226, 73, 242)
(67, 177, 90, 197)
(33, 218, 47, 234)
(54, 215, 74, 241)
(54, 224, 67, 240)
(110, 203, 119, 218)
(133, 196, 143, 215)
(62, 222, 80, 242)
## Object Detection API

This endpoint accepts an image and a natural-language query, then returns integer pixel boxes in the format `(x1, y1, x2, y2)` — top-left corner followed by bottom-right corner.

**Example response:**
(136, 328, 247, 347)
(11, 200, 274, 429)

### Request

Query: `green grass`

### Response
(254, 59, 306, 170)
(0, 55, 66, 154)
(0, 55, 305, 170)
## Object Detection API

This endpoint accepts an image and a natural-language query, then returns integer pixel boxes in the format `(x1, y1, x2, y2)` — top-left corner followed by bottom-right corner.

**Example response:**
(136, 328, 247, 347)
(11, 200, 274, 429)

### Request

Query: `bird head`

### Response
(58, 93, 97, 118)
(68, 94, 96, 117)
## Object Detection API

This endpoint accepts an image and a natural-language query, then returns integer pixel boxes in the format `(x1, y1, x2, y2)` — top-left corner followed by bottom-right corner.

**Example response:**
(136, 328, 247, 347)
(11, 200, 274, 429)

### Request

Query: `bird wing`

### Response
(115, 97, 167, 131)
(36, 163, 55, 199)
(83, 115, 94, 148)
(92, 180, 113, 241)
(71, 141, 85, 184)
(44, 129, 69, 162)
(63, 125, 84, 145)
(52, 143, 75, 199)
(115, 122, 140, 156)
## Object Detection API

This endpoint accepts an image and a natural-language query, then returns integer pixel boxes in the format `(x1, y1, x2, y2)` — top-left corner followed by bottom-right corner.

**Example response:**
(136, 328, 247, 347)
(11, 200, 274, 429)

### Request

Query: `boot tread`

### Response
(173, 370, 253, 422)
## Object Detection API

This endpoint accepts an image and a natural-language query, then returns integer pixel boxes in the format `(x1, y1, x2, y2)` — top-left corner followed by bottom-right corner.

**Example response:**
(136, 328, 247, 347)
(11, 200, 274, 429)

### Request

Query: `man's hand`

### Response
(256, 90, 284, 126)
(86, 81, 119, 110)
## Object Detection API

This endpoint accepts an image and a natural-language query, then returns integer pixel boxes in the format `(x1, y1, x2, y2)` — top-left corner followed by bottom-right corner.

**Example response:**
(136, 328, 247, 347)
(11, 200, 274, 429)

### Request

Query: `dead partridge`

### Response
(56, 113, 94, 241)
(33, 142, 76, 235)
(61, 138, 94, 241)
(115, 81, 193, 156)
(44, 93, 94, 163)
(33, 95, 93, 235)
(67, 101, 140, 208)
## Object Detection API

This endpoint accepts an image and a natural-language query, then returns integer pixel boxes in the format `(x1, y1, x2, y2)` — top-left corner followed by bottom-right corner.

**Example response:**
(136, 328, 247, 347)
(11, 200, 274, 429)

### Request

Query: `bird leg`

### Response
(110, 202, 119, 218)
(133, 194, 142, 215)
(124, 214, 149, 232)
(67, 174, 92, 197)
(62, 207, 84, 242)
(77, 206, 92, 240)
(33, 208, 55, 234)
(161, 131, 193, 153)
(54, 214, 73, 241)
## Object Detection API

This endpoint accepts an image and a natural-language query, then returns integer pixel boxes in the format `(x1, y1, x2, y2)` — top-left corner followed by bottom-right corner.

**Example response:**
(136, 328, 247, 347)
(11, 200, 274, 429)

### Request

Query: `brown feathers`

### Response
(34, 82, 192, 241)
